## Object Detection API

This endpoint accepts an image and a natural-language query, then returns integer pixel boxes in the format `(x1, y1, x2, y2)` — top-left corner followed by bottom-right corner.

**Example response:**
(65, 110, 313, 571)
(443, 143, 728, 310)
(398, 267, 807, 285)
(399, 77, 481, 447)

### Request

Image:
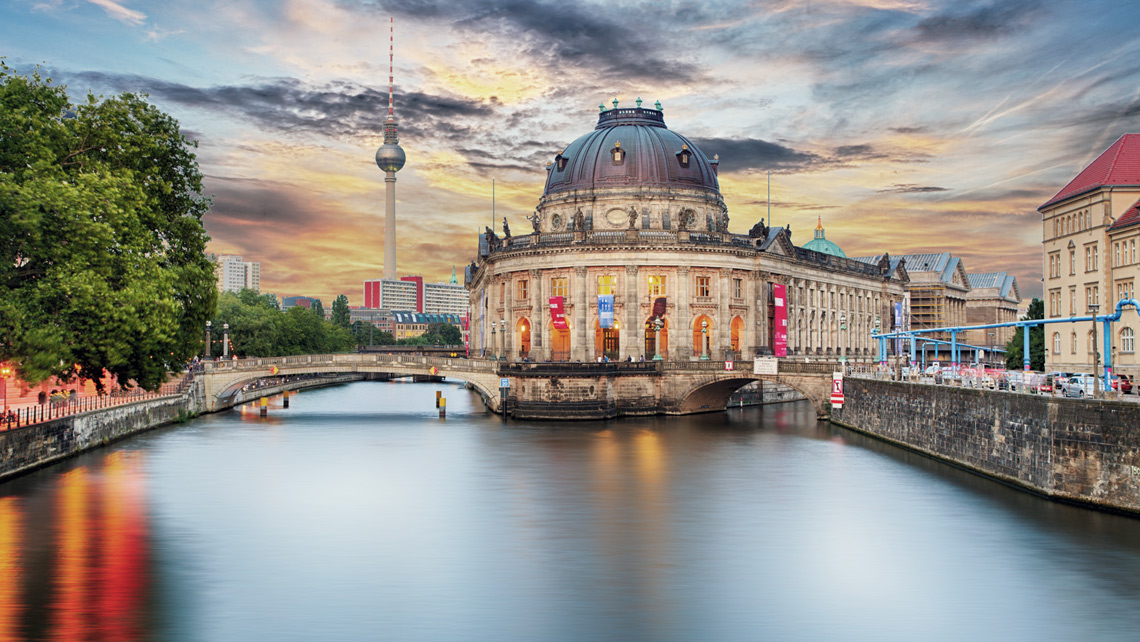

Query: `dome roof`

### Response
(542, 106, 720, 198)
(802, 217, 846, 258)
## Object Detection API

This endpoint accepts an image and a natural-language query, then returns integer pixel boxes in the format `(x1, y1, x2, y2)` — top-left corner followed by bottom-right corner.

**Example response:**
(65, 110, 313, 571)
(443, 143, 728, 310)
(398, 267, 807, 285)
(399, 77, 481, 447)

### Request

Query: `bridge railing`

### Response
(501, 362, 662, 376)
(199, 353, 499, 373)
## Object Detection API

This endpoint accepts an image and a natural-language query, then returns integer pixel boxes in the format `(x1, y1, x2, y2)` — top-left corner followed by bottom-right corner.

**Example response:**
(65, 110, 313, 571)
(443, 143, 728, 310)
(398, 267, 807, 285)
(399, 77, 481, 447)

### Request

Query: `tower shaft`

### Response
(385, 172, 397, 280)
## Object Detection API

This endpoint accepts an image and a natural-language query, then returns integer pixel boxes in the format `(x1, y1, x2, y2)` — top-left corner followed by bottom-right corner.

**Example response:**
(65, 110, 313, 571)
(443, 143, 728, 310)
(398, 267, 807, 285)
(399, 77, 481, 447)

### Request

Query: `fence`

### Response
(1, 371, 195, 431)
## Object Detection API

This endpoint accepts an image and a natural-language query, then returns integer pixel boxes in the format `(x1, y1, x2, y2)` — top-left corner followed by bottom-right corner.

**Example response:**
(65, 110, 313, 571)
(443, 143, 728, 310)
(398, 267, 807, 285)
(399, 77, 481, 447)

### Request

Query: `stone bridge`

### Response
(199, 354, 840, 419)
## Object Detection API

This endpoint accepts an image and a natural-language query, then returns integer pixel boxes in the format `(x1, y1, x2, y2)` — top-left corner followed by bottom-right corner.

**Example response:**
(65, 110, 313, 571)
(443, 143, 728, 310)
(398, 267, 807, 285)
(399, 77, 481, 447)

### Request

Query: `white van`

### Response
(1062, 374, 1096, 397)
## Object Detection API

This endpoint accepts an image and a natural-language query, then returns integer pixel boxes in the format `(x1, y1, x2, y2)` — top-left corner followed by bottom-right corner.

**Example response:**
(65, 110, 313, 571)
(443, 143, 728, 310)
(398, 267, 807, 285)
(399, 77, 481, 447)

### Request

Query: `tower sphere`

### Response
(376, 142, 406, 173)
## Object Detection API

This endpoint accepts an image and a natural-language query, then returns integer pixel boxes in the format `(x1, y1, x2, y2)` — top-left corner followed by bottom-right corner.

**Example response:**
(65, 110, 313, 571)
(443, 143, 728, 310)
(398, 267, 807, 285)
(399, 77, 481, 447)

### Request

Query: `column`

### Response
(625, 264, 641, 360)
(676, 266, 692, 360)
(530, 269, 543, 360)
(718, 268, 732, 359)
(573, 266, 589, 361)
(503, 273, 513, 361)
(750, 272, 764, 357)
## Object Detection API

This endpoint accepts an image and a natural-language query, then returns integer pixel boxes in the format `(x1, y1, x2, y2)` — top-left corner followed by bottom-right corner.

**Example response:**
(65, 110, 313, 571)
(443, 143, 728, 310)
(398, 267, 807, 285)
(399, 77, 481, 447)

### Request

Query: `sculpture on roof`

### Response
(629, 208, 638, 229)
(527, 209, 541, 234)
(502, 217, 511, 239)
(573, 209, 585, 231)
(748, 220, 768, 239)
(485, 226, 499, 251)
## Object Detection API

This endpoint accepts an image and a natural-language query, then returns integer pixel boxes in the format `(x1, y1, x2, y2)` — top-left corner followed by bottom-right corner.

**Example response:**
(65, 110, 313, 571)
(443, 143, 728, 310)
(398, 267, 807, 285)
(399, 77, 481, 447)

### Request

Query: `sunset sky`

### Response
(5, 0, 1140, 305)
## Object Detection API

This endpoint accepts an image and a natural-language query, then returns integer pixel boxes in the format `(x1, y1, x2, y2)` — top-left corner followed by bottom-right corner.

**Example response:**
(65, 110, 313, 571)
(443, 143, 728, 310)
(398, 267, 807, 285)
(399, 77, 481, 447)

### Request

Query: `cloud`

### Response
(877, 183, 950, 194)
(690, 137, 826, 173)
(86, 0, 145, 25)
(912, 0, 1044, 42)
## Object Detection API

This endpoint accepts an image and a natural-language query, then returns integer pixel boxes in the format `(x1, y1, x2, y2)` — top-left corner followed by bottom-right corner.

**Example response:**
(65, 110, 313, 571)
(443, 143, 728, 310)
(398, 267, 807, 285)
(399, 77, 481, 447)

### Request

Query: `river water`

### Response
(2, 380, 1140, 641)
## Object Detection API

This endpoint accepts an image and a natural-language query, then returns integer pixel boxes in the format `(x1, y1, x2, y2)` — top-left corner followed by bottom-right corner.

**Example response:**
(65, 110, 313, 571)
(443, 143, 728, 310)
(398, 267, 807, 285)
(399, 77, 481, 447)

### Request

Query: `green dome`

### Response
(802, 218, 846, 258)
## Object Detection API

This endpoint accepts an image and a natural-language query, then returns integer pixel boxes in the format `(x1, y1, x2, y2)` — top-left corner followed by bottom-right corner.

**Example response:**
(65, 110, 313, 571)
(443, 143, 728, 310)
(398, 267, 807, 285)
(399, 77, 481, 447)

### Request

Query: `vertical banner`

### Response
(893, 301, 903, 356)
(652, 297, 667, 320)
(773, 283, 788, 357)
(549, 296, 568, 329)
(831, 371, 844, 408)
(598, 295, 614, 329)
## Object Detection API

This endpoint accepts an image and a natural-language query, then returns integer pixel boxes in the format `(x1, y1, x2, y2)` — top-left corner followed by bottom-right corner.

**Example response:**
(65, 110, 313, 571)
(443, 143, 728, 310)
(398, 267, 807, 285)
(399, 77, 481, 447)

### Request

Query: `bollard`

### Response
(260, 396, 268, 417)
(439, 397, 446, 418)
(435, 390, 441, 408)
(283, 390, 290, 408)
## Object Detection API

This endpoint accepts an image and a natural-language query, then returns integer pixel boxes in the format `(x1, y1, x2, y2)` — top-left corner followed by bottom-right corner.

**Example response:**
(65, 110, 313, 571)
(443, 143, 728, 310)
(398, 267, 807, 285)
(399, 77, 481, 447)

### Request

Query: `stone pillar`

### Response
(677, 266, 692, 360)
(530, 269, 543, 360)
(752, 272, 765, 357)
(573, 266, 589, 362)
(718, 268, 732, 359)
(503, 273, 513, 361)
(625, 264, 641, 360)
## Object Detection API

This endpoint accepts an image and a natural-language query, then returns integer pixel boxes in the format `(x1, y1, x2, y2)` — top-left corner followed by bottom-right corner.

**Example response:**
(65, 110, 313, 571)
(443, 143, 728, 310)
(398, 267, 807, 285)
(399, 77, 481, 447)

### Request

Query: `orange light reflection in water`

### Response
(0, 497, 22, 641)
(98, 452, 147, 642)
(52, 468, 90, 642)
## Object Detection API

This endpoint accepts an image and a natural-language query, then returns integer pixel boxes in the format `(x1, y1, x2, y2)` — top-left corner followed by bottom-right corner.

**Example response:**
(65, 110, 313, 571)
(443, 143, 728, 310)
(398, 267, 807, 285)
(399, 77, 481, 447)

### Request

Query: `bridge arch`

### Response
(675, 373, 831, 418)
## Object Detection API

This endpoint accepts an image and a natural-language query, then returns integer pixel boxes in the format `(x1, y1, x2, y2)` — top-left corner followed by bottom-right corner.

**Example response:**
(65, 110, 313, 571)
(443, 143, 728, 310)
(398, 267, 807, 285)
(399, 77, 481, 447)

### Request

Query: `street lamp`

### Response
(1090, 303, 1100, 398)
(222, 323, 230, 359)
(840, 312, 847, 358)
(0, 364, 10, 414)
(700, 319, 709, 360)
(205, 321, 212, 359)
(490, 323, 497, 361)
(653, 318, 664, 361)
(499, 319, 506, 361)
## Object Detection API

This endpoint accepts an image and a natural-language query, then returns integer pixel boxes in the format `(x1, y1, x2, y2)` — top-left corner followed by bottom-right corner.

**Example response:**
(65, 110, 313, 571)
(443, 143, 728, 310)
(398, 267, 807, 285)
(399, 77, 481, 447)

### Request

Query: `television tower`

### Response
(375, 17, 406, 280)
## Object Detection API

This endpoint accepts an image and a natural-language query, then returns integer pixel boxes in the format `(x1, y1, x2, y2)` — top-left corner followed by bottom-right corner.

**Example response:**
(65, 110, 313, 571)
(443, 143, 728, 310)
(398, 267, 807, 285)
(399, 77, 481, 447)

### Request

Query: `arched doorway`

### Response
(594, 319, 620, 361)
(643, 317, 670, 359)
(730, 316, 744, 354)
(691, 315, 713, 359)
(517, 318, 531, 359)
(549, 321, 571, 362)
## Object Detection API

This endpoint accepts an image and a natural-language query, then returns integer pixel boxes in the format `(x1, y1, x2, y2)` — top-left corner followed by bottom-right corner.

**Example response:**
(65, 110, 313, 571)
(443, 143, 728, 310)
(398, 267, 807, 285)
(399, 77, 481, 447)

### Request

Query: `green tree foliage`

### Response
(332, 294, 350, 328)
(209, 290, 352, 357)
(424, 322, 462, 345)
(312, 299, 325, 320)
(0, 64, 216, 390)
(1004, 298, 1044, 371)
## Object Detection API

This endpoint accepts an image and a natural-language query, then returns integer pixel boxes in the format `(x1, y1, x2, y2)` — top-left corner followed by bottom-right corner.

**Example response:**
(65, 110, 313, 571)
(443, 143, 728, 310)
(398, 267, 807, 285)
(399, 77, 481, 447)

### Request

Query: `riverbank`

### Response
(0, 373, 364, 483)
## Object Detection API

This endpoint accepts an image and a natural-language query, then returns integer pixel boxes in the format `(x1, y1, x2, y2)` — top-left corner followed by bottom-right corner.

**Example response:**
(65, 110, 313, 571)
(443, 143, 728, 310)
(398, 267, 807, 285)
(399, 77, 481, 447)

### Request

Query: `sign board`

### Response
(725, 361, 734, 371)
(753, 357, 779, 375)
(499, 378, 510, 389)
(270, 365, 279, 375)
(772, 283, 788, 357)
(830, 371, 844, 408)
(429, 366, 438, 376)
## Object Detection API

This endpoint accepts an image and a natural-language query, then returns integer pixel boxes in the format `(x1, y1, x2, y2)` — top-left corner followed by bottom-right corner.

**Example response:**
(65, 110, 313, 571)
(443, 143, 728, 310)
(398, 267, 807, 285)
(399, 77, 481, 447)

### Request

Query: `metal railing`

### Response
(1, 372, 195, 432)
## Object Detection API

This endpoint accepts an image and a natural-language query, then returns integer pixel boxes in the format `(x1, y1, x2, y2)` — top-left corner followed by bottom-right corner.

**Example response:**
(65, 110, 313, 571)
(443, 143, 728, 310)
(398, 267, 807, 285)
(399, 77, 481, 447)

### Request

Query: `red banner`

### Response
(773, 283, 787, 357)
(652, 297, 666, 320)
(549, 296, 568, 329)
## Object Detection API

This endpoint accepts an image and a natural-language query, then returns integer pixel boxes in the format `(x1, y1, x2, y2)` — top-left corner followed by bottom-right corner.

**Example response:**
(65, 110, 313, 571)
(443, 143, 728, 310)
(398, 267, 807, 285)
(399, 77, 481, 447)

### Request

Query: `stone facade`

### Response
(468, 106, 907, 364)
(832, 377, 1140, 515)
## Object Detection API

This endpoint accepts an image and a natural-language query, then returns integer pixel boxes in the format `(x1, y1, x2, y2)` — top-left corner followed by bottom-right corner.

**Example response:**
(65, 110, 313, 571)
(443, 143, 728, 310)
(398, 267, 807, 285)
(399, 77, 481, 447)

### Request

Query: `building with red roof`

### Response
(1040, 134, 1140, 381)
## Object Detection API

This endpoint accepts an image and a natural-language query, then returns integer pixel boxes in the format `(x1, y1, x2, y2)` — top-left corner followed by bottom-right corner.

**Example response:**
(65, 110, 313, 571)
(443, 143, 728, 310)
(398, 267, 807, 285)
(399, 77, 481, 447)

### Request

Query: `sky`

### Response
(5, 0, 1140, 305)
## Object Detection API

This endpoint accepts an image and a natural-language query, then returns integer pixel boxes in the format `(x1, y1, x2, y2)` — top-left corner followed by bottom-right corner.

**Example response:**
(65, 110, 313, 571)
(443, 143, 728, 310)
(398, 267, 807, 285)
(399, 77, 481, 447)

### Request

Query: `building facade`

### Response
(965, 272, 1020, 360)
(466, 103, 907, 362)
(1041, 134, 1140, 379)
(424, 280, 467, 316)
(214, 254, 260, 293)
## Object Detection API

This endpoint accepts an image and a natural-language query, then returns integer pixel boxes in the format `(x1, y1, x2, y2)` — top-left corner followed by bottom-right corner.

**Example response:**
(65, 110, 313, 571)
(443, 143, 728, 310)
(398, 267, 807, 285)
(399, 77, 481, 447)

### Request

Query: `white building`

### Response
(215, 254, 260, 293)
(424, 280, 467, 316)
(379, 279, 418, 311)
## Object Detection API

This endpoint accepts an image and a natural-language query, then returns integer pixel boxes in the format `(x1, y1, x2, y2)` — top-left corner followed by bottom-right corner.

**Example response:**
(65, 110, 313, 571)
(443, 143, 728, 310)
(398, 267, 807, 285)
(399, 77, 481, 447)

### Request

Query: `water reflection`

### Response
(0, 383, 1139, 641)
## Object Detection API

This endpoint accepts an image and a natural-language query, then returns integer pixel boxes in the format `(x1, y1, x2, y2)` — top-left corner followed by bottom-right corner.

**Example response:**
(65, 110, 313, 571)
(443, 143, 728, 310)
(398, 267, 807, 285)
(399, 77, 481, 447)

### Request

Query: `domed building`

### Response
(466, 101, 908, 363)
(802, 217, 847, 258)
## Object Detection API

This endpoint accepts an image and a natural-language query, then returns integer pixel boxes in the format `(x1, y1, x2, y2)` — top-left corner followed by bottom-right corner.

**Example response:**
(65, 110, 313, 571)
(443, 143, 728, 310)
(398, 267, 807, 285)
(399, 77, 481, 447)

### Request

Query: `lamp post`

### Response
(653, 318, 664, 361)
(700, 319, 709, 360)
(499, 319, 506, 361)
(222, 323, 230, 359)
(989, 331, 995, 367)
(1090, 303, 1100, 398)
(490, 323, 497, 361)
(840, 312, 847, 359)
(1, 364, 10, 414)
(205, 321, 212, 359)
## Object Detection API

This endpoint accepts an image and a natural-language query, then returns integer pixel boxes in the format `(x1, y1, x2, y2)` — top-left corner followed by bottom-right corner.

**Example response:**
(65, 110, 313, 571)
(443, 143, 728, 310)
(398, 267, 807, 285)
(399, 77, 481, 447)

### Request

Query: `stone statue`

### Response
(677, 211, 689, 231)
(502, 216, 511, 239)
(527, 210, 541, 234)
(629, 208, 638, 229)
(718, 211, 729, 233)
(574, 209, 585, 232)
(484, 225, 499, 250)
(748, 220, 768, 239)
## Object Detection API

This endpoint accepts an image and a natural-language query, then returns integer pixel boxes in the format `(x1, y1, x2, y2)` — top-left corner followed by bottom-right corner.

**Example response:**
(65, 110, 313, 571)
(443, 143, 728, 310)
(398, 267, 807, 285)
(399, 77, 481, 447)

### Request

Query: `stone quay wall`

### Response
(832, 378, 1140, 515)
(0, 374, 361, 484)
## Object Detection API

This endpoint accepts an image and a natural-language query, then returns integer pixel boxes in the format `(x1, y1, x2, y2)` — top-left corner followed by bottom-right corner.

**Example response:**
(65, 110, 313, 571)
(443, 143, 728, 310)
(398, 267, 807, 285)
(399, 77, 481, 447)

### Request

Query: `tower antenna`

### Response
(388, 16, 394, 120)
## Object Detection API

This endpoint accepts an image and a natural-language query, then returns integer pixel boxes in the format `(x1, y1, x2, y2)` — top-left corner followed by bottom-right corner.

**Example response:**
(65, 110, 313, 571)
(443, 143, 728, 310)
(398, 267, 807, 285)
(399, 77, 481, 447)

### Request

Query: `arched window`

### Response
(1071, 332, 1077, 354)
(1053, 332, 1061, 354)
(1122, 327, 1135, 353)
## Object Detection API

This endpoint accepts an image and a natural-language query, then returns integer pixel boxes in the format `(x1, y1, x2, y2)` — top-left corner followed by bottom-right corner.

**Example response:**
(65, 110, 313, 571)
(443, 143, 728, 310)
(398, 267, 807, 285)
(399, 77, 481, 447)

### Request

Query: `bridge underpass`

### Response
(198, 354, 842, 419)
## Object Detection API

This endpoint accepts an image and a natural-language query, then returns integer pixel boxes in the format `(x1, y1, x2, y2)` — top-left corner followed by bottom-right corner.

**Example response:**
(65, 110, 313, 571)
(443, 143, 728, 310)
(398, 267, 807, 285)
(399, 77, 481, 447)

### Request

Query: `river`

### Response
(2, 380, 1140, 641)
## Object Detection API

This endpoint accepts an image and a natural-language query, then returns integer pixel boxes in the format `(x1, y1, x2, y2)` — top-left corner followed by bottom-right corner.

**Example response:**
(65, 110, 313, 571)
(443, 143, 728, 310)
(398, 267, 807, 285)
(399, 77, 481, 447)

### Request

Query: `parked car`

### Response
(1110, 374, 1133, 394)
(1062, 374, 1096, 397)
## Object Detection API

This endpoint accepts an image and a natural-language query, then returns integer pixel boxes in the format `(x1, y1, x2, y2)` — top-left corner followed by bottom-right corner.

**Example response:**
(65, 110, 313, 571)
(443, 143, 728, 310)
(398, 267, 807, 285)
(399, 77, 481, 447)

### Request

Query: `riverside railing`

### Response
(1, 371, 196, 431)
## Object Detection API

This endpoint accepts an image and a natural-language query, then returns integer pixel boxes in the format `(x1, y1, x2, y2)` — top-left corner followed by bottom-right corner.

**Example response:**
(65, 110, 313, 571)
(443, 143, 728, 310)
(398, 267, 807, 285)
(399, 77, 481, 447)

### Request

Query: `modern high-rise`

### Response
(214, 254, 260, 293)
(375, 18, 406, 281)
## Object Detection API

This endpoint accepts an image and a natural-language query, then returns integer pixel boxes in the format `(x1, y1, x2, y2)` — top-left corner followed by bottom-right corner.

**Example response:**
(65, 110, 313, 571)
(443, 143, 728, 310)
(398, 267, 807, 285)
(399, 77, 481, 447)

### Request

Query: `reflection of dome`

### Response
(802, 217, 846, 258)
(542, 106, 719, 197)
(375, 142, 406, 173)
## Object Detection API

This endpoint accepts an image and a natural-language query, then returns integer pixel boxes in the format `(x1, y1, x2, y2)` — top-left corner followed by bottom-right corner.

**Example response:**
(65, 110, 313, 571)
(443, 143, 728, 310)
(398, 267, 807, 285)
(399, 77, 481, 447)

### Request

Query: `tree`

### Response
(311, 299, 325, 320)
(1005, 298, 1044, 371)
(424, 322, 462, 345)
(332, 294, 350, 328)
(0, 64, 216, 391)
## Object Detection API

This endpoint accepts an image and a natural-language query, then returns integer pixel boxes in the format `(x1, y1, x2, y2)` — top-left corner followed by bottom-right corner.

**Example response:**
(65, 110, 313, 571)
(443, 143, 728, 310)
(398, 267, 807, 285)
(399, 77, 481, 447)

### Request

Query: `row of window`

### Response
(1114, 239, 1138, 267)
(1047, 244, 1103, 278)
(1048, 282, 1138, 316)
(1052, 327, 1135, 354)
(1051, 208, 1093, 239)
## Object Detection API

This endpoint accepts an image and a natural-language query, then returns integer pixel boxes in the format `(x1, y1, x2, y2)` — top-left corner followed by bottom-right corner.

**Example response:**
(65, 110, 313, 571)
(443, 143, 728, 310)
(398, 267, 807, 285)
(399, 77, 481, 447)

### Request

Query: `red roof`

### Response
(1039, 134, 1140, 210)
(1110, 197, 1140, 231)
